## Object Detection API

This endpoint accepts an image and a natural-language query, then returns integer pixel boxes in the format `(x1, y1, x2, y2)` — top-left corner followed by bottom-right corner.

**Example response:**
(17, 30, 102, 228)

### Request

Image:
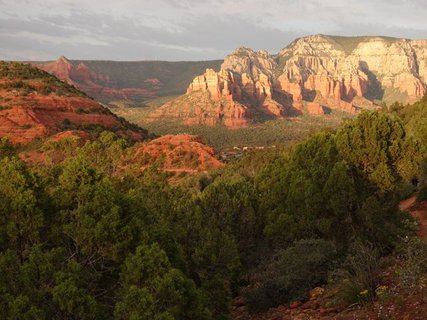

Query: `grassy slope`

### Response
(325, 35, 401, 55)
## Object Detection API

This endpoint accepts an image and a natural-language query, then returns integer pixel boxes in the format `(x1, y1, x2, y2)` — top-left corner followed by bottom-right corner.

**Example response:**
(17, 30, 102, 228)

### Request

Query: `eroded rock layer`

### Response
(154, 35, 427, 127)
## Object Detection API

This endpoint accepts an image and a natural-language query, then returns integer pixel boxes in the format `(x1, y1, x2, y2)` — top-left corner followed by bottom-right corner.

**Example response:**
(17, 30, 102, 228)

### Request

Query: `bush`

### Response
(62, 118, 72, 127)
(418, 183, 427, 201)
(246, 239, 337, 313)
(0, 80, 35, 94)
(332, 243, 380, 306)
(395, 237, 427, 295)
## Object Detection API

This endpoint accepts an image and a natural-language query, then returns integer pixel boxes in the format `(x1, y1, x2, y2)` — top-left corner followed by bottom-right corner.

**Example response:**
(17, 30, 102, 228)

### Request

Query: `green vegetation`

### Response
(0, 61, 89, 98)
(0, 80, 36, 93)
(247, 239, 338, 312)
(1, 95, 427, 318)
(332, 243, 381, 305)
(0, 61, 52, 79)
(115, 106, 348, 151)
(326, 35, 400, 55)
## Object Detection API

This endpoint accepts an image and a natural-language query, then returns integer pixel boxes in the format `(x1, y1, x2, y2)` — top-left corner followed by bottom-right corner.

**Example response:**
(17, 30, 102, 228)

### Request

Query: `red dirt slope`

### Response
(128, 134, 223, 173)
(0, 61, 146, 145)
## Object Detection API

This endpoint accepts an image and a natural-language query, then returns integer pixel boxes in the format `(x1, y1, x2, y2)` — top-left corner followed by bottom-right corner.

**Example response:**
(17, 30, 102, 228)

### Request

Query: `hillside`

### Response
(0, 61, 228, 176)
(124, 134, 223, 174)
(34, 57, 222, 106)
(0, 61, 148, 145)
(1, 92, 427, 319)
(150, 35, 427, 128)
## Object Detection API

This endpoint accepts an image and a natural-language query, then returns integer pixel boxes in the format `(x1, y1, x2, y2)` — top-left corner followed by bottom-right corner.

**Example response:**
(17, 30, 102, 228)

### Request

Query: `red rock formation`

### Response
(171, 65, 286, 127)
(303, 73, 368, 103)
(151, 89, 249, 128)
(187, 69, 230, 100)
(306, 102, 325, 116)
(277, 35, 427, 109)
(393, 73, 426, 98)
(276, 75, 303, 110)
(130, 134, 223, 173)
(152, 36, 427, 126)
(34, 57, 161, 105)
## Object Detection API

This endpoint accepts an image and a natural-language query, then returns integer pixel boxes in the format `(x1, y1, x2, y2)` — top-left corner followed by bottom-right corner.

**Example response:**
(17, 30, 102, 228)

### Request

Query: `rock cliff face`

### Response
(151, 48, 286, 127)
(278, 35, 426, 107)
(154, 35, 427, 127)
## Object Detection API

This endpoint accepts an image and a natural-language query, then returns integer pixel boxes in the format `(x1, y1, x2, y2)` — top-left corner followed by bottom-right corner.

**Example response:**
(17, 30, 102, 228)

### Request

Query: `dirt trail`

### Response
(400, 195, 427, 239)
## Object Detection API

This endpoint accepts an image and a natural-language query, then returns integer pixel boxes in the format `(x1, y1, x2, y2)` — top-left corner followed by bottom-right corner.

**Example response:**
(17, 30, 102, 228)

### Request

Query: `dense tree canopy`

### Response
(0, 106, 426, 318)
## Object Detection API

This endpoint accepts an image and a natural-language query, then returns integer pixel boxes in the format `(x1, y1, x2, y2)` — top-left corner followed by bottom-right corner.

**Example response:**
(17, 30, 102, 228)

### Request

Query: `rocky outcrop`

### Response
(149, 89, 250, 128)
(186, 69, 237, 100)
(155, 48, 286, 127)
(278, 35, 426, 106)
(129, 134, 223, 173)
(306, 102, 325, 116)
(275, 75, 303, 110)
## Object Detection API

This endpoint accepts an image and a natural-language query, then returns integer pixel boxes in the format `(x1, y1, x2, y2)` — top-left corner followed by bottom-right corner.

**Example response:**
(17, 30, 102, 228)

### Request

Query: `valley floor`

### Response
(113, 106, 349, 151)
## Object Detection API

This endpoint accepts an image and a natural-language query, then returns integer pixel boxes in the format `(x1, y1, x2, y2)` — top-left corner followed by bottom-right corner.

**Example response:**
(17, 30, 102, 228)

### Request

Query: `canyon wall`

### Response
(156, 35, 427, 127)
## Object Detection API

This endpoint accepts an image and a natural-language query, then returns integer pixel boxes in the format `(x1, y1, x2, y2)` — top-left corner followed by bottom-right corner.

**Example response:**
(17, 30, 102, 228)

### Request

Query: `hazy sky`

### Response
(1, 0, 426, 61)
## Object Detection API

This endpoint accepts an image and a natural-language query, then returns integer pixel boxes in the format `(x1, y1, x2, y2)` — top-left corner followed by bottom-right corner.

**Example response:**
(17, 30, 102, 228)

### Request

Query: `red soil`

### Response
(0, 86, 142, 145)
(129, 134, 223, 173)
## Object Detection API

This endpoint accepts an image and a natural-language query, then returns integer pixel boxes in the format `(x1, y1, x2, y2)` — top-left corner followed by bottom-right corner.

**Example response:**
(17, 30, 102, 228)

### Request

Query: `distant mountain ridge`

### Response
(149, 34, 427, 127)
(33, 57, 222, 106)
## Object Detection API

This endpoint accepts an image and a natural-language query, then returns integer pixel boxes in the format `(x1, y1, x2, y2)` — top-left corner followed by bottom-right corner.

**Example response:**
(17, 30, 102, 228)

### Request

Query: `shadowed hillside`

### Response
(34, 57, 222, 106)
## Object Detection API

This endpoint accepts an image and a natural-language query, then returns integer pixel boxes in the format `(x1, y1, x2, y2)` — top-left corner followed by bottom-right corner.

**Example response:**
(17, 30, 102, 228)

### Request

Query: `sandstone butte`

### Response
(0, 61, 146, 145)
(150, 35, 427, 128)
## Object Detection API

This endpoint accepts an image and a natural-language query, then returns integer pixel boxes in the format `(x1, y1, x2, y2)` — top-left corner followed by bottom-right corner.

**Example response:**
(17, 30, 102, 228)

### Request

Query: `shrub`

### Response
(332, 243, 380, 306)
(395, 237, 427, 296)
(0, 137, 15, 158)
(246, 239, 337, 313)
(62, 118, 72, 126)
(0, 80, 35, 94)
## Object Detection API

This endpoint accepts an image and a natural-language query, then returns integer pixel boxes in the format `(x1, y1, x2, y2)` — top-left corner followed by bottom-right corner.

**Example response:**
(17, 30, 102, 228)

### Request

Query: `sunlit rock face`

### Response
(153, 35, 427, 127)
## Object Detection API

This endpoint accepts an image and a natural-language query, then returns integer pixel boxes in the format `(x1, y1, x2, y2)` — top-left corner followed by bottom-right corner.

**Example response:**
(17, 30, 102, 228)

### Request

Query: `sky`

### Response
(1, 0, 426, 61)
